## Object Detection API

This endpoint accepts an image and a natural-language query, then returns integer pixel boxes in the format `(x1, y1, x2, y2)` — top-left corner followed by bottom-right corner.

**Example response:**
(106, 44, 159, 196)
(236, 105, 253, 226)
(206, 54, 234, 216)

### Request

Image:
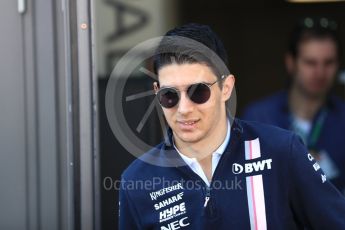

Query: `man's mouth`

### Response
(180, 121, 197, 124)
(176, 119, 200, 130)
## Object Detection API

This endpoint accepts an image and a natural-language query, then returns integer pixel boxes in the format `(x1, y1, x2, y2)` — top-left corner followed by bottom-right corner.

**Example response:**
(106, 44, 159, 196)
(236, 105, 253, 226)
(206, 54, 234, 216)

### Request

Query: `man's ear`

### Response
(221, 74, 235, 102)
(285, 53, 295, 75)
(153, 82, 159, 93)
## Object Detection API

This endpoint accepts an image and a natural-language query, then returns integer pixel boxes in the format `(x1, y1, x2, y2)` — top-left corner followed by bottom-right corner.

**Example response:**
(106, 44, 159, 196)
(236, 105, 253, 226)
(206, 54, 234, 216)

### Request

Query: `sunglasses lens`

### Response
(158, 88, 179, 108)
(188, 83, 211, 104)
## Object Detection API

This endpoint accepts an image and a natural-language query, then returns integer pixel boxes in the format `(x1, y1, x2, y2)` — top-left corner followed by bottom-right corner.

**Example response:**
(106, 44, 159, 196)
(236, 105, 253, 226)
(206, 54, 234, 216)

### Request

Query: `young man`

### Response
(242, 17, 345, 193)
(119, 23, 345, 230)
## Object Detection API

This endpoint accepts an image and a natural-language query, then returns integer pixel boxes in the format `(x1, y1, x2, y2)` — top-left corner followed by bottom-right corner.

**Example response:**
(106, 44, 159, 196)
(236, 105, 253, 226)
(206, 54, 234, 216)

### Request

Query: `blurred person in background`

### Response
(242, 17, 345, 193)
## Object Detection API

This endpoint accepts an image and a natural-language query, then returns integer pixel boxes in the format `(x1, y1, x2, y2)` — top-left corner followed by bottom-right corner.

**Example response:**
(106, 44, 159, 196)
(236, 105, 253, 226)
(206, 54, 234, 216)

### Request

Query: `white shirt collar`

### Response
(213, 119, 231, 156)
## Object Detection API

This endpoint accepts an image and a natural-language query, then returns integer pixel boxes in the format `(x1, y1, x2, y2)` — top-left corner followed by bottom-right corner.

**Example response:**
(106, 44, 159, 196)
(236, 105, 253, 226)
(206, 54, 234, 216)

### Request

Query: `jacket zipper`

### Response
(203, 186, 211, 207)
(203, 120, 241, 215)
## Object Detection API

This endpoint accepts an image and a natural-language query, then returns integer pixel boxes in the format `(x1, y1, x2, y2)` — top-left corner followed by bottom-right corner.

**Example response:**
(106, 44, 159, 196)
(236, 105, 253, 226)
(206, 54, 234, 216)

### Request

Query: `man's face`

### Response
(155, 63, 233, 145)
(288, 38, 339, 98)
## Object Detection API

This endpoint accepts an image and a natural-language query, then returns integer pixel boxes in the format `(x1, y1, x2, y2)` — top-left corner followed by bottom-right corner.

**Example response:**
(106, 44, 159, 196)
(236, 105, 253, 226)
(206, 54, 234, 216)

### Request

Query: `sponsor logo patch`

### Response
(154, 192, 184, 210)
(150, 183, 183, 201)
(159, 202, 186, 223)
(160, 217, 190, 230)
(232, 159, 273, 174)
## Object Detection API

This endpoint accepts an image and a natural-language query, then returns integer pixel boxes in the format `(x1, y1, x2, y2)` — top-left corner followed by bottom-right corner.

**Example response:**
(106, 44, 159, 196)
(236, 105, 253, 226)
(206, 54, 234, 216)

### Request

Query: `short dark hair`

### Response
(288, 17, 341, 58)
(153, 23, 229, 80)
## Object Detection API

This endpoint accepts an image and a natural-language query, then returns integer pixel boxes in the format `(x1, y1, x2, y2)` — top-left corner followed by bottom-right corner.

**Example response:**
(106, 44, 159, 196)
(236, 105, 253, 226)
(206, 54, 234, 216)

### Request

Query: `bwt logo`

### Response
(232, 159, 273, 174)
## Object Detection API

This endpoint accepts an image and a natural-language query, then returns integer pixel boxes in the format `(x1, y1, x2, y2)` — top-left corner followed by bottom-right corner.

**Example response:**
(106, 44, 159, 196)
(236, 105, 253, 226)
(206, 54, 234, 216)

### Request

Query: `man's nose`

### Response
(177, 92, 194, 115)
(314, 62, 328, 77)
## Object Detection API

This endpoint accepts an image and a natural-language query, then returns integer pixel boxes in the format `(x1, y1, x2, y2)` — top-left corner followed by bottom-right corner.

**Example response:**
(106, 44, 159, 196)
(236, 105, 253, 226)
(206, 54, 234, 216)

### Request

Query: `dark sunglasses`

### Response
(300, 17, 338, 31)
(156, 75, 226, 108)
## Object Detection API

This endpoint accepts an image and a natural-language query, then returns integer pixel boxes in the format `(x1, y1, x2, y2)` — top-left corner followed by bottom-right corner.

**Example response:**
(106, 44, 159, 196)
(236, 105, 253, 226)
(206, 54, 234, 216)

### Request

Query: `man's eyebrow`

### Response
(159, 81, 211, 89)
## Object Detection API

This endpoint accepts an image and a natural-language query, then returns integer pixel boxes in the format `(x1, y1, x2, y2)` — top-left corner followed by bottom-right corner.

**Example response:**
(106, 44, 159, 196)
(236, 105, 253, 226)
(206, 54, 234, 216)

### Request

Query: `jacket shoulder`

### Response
(121, 143, 164, 180)
(239, 118, 293, 138)
(237, 119, 297, 158)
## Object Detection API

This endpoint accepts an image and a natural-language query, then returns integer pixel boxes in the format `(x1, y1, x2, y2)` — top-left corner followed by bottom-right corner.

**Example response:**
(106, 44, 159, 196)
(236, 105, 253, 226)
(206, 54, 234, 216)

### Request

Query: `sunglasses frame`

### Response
(155, 75, 226, 108)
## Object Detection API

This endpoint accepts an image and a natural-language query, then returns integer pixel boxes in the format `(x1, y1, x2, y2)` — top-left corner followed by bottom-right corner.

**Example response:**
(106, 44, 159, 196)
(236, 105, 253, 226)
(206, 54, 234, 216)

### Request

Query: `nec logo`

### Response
(161, 217, 190, 230)
(232, 159, 273, 174)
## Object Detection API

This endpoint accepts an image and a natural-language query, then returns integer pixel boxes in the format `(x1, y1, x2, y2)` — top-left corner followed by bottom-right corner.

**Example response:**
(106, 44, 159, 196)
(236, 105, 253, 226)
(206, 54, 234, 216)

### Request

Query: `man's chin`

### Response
(175, 133, 202, 145)
(301, 86, 329, 99)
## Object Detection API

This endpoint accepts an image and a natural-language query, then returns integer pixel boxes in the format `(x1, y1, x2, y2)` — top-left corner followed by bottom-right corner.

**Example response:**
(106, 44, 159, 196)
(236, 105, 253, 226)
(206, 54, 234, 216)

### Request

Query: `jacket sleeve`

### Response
(288, 134, 345, 229)
(118, 177, 141, 230)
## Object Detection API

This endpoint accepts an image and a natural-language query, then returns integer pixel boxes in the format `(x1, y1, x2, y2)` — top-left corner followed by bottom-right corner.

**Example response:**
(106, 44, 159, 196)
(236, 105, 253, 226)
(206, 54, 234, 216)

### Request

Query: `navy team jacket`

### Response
(119, 118, 345, 230)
